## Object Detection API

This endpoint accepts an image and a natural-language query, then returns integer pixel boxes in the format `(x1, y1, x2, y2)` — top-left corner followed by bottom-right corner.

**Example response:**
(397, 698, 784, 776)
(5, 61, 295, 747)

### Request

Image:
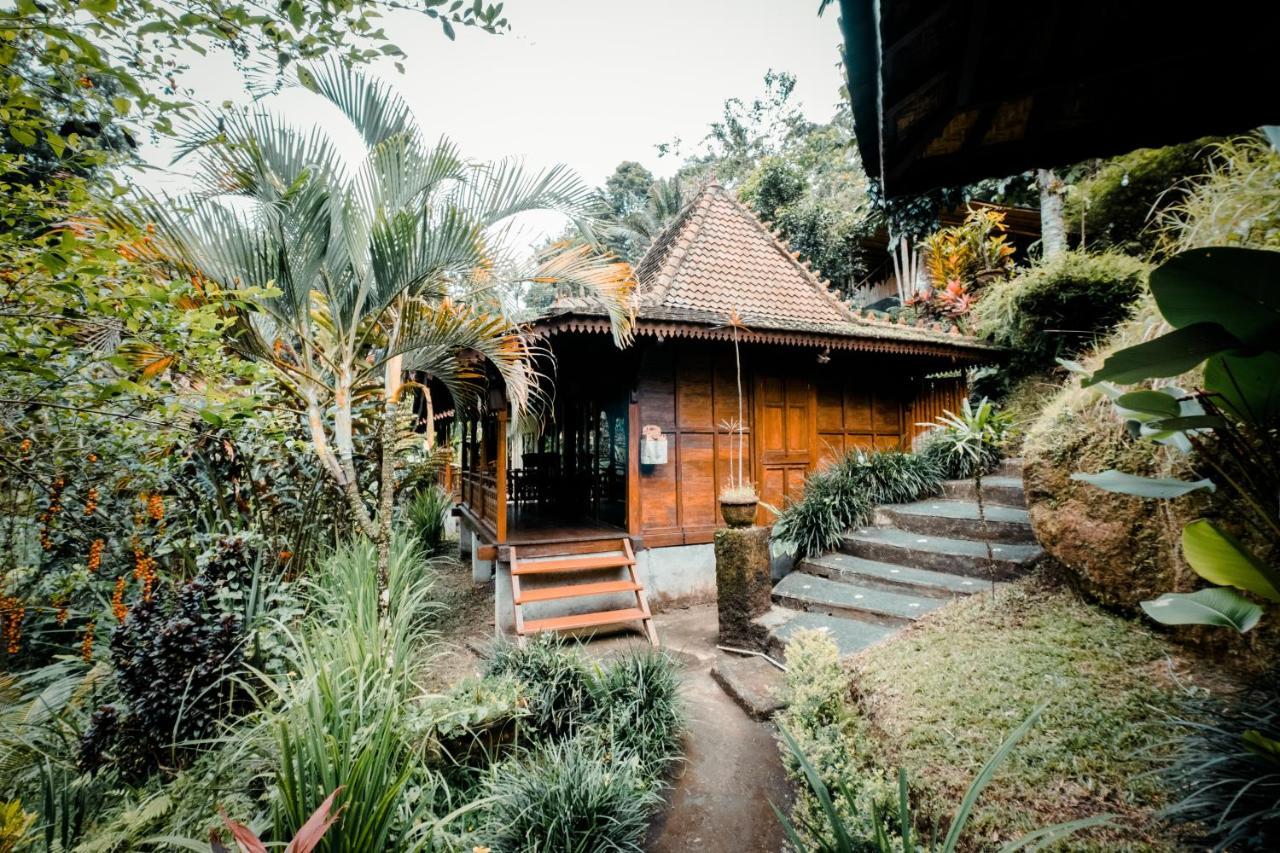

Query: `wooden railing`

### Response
(460, 468, 500, 536)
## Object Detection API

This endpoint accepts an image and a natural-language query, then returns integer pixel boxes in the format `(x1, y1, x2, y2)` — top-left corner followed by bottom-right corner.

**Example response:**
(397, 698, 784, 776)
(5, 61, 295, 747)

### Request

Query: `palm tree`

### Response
(140, 61, 635, 604)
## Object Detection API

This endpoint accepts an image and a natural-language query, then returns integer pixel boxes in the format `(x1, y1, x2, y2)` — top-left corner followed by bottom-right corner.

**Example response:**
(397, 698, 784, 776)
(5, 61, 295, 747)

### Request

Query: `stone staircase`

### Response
(757, 458, 1041, 657)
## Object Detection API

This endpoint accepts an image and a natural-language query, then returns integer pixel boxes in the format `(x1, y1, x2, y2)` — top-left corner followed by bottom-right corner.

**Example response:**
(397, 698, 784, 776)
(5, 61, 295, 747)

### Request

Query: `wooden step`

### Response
(512, 553, 634, 575)
(521, 606, 647, 635)
(515, 579, 642, 605)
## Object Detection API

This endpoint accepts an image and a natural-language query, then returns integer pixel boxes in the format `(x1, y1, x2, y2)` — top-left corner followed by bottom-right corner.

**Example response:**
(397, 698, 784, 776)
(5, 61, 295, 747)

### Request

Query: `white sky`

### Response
(133, 0, 847, 252)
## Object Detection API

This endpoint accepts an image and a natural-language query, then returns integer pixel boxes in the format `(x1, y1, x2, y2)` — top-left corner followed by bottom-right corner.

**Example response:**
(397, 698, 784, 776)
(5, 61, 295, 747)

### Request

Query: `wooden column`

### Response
(496, 410, 508, 544)
(627, 391, 641, 536)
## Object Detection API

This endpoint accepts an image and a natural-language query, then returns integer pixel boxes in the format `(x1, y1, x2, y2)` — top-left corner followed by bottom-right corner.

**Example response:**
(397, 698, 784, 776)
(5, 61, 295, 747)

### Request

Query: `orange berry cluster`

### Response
(111, 577, 128, 622)
(84, 486, 99, 516)
(81, 621, 96, 662)
(53, 594, 69, 626)
(1, 595, 24, 655)
(88, 538, 104, 573)
(145, 493, 164, 522)
(131, 536, 157, 602)
(20, 438, 32, 454)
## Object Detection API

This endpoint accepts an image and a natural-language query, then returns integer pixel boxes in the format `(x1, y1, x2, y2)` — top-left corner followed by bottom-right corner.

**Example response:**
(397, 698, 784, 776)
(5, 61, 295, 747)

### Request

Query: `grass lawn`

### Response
(849, 575, 1206, 851)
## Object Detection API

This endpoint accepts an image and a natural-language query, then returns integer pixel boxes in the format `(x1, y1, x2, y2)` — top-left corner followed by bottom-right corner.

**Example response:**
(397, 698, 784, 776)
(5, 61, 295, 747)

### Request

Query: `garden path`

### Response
(583, 605, 792, 853)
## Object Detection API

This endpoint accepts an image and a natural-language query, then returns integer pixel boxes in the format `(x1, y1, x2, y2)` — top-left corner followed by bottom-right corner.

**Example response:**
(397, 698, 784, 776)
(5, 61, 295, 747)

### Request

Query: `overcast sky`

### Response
(134, 0, 848, 251)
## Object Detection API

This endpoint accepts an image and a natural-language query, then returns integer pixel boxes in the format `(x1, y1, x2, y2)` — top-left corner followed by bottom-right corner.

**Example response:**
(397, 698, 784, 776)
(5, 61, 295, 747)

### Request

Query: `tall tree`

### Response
(143, 62, 635, 604)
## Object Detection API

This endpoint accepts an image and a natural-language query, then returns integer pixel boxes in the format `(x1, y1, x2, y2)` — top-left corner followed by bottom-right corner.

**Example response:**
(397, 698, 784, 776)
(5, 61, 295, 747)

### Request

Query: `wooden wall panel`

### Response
(679, 433, 718, 528)
(909, 375, 968, 445)
(677, 354, 714, 431)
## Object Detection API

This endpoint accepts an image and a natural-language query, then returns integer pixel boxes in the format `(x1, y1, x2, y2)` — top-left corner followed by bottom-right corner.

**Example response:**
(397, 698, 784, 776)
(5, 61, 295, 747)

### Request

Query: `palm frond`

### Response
(523, 242, 637, 346)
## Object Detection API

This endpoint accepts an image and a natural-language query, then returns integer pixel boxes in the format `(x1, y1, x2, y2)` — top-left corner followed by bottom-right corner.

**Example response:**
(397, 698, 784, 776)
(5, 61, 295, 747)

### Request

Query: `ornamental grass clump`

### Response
(771, 449, 948, 558)
(583, 648, 684, 779)
(485, 736, 661, 853)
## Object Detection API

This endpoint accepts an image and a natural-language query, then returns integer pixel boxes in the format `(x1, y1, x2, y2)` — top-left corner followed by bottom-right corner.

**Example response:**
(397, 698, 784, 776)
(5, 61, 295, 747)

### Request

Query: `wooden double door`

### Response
(754, 373, 814, 518)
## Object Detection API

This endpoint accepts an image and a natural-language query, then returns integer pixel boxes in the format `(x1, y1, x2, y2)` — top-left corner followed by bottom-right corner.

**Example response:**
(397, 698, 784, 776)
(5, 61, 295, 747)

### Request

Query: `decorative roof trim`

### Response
(528, 314, 999, 363)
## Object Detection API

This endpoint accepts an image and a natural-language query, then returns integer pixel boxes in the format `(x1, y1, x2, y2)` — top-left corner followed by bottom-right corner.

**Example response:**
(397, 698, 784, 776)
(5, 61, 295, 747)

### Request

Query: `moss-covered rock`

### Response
(1022, 376, 1202, 610)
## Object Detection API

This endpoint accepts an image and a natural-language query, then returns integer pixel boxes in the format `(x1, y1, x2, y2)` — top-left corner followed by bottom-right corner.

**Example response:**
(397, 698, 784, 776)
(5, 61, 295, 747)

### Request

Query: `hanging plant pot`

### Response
(719, 492, 759, 528)
(975, 268, 1005, 285)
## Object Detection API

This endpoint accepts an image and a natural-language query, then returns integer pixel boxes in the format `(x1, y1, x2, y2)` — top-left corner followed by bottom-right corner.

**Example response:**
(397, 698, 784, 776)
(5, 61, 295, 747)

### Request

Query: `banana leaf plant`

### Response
(1066, 247, 1280, 633)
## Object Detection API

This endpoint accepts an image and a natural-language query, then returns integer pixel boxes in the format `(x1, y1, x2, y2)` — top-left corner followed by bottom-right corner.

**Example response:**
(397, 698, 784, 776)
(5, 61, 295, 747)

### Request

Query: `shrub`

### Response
(485, 634, 596, 740)
(1064, 138, 1216, 257)
(583, 649, 684, 779)
(80, 553, 251, 779)
(972, 250, 1150, 392)
(771, 450, 945, 558)
(1158, 133, 1280, 254)
(406, 485, 452, 554)
(775, 629, 898, 848)
(1161, 684, 1280, 850)
(484, 736, 661, 853)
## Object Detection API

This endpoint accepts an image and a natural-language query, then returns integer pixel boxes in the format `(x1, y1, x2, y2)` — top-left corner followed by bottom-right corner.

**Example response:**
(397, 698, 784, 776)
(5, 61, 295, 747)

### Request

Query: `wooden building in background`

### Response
(454, 182, 997, 635)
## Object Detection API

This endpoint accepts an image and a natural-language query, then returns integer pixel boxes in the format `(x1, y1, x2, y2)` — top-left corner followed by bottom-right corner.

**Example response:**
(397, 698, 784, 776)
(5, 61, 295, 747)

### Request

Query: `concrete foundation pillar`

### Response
(714, 525, 772, 648)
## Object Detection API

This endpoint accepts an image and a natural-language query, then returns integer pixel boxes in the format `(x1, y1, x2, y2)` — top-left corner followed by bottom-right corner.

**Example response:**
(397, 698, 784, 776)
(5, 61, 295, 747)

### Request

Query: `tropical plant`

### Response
(719, 309, 756, 502)
(771, 449, 945, 558)
(912, 207, 1016, 323)
(919, 398, 1014, 592)
(213, 787, 342, 853)
(266, 535, 438, 850)
(775, 705, 1111, 852)
(406, 486, 453, 554)
(483, 736, 661, 853)
(1069, 247, 1280, 633)
(140, 60, 635, 607)
(1160, 683, 1280, 851)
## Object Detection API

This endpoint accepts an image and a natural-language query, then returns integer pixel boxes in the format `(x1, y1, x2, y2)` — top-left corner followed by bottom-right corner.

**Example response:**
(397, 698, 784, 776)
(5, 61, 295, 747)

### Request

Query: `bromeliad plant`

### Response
(140, 61, 635, 607)
(919, 398, 1014, 593)
(1068, 247, 1280, 633)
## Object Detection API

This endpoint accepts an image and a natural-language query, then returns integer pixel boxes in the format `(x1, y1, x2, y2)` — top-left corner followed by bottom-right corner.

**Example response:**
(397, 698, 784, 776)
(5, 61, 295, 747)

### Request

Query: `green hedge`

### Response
(973, 250, 1149, 392)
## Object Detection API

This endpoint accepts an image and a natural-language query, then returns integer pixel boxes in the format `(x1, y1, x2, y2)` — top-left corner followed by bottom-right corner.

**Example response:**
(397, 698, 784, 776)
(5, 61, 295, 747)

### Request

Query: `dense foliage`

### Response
(972, 250, 1150, 392)
(1064, 139, 1216, 257)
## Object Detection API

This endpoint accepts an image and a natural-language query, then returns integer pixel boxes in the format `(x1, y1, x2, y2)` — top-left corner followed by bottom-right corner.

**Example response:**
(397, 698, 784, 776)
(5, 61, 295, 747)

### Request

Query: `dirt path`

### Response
(637, 607, 792, 853)
(425, 559, 793, 851)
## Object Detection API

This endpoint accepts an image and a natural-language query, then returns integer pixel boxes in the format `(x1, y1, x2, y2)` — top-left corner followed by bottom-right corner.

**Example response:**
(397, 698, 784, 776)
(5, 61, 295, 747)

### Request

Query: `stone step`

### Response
(710, 654, 787, 720)
(799, 552, 985, 597)
(755, 607, 898, 658)
(940, 476, 1026, 507)
(993, 457, 1023, 477)
(879, 499, 1034, 543)
(772, 572, 948, 625)
(841, 527, 1042, 580)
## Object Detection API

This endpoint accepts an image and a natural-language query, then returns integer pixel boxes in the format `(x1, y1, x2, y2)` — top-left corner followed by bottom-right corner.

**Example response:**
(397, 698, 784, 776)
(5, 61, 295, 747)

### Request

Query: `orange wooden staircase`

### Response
(509, 537, 659, 647)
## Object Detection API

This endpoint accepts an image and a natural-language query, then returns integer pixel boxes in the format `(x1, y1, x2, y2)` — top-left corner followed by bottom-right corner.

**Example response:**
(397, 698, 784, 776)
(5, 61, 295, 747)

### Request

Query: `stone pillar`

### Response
(714, 526, 772, 648)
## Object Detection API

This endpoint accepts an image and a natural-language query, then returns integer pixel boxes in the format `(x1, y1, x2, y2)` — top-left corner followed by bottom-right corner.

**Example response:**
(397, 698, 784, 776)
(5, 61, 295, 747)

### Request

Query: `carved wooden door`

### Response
(755, 372, 813, 519)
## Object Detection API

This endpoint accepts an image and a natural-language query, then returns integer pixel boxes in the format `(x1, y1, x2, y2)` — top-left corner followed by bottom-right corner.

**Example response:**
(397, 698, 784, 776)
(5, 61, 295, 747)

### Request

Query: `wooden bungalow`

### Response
(453, 181, 998, 642)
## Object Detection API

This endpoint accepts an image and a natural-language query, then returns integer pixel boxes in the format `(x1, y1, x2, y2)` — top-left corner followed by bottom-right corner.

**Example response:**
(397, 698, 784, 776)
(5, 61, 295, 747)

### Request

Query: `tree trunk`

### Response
(375, 398, 397, 618)
(1038, 168, 1067, 259)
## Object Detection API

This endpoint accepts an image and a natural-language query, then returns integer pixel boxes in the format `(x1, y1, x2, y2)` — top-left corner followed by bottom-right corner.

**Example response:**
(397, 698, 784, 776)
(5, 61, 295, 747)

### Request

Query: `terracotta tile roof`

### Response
(634, 181, 856, 333)
(541, 181, 999, 357)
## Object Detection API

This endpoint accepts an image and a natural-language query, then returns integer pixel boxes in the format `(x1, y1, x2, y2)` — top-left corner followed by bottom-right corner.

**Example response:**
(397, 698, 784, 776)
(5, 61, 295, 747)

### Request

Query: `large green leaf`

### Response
(1204, 350, 1280, 425)
(1115, 390, 1181, 418)
(1141, 588, 1263, 632)
(1086, 322, 1242, 386)
(1182, 519, 1280, 602)
(1071, 470, 1216, 498)
(1151, 247, 1280, 347)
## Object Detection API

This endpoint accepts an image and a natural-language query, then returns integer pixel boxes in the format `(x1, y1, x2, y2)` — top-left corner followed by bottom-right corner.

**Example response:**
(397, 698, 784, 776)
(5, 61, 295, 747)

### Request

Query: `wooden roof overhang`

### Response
(527, 311, 1001, 366)
(837, 0, 1280, 197)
